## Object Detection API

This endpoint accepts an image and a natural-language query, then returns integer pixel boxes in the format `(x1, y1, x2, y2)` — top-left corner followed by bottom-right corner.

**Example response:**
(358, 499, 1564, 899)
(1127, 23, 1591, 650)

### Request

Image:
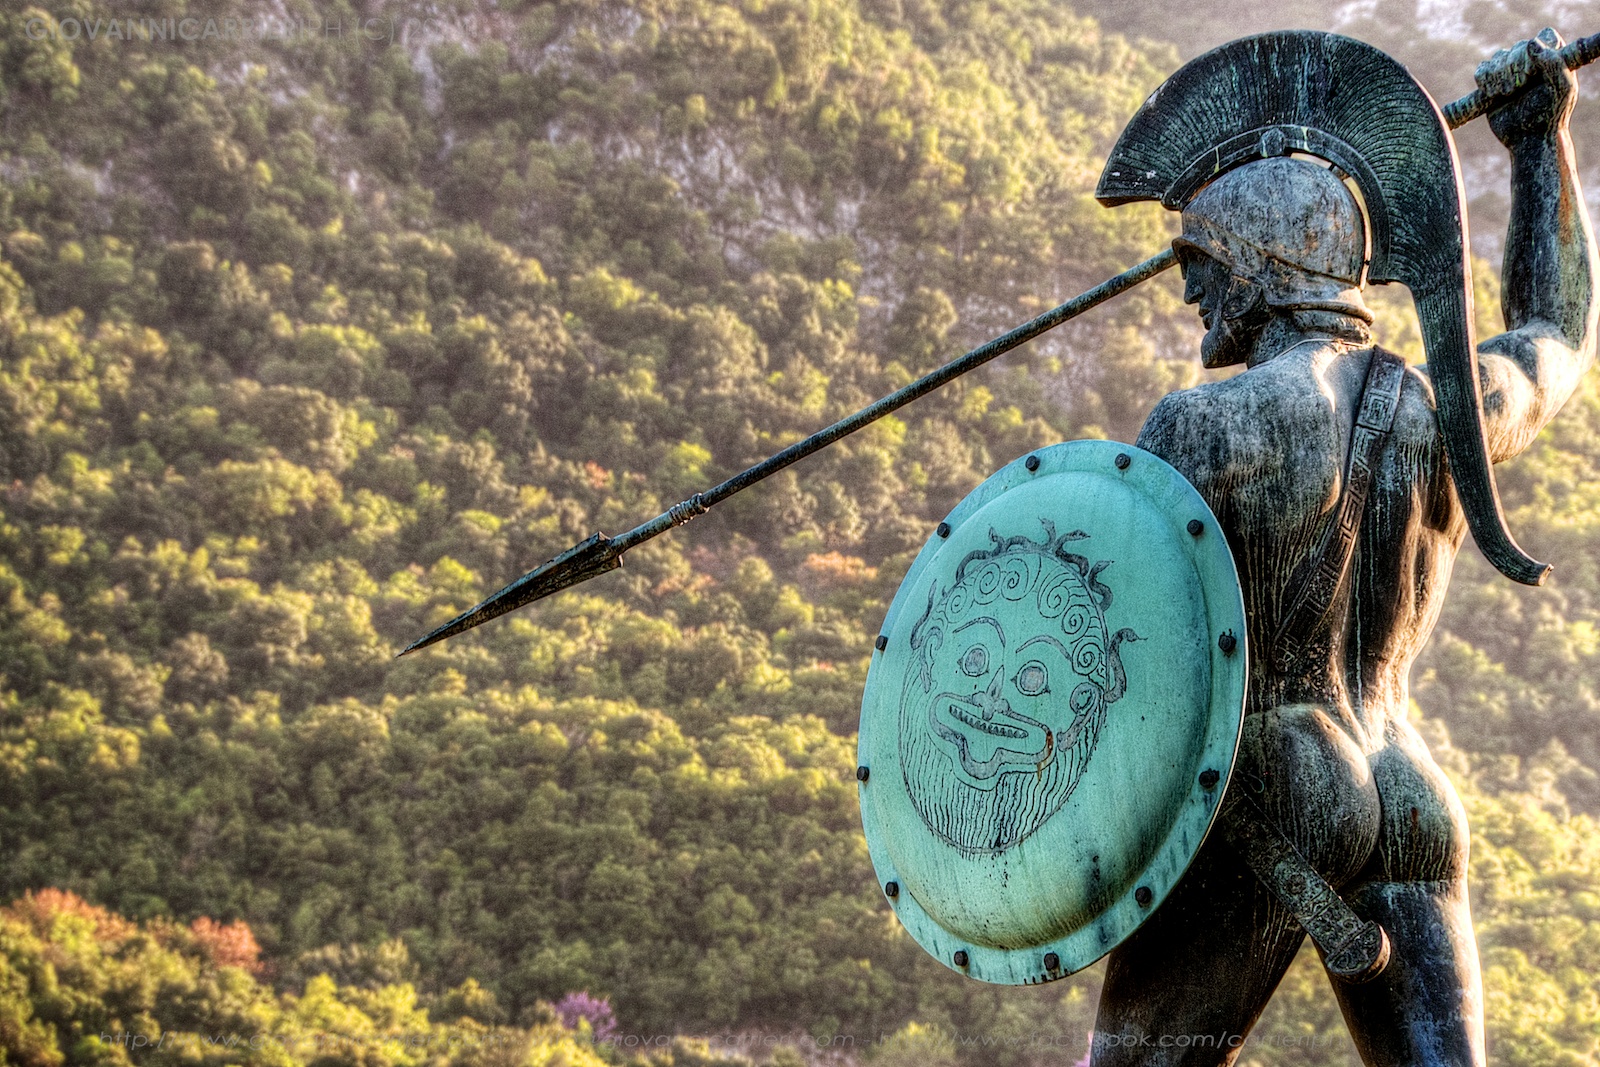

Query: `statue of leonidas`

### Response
(1093, 29, 1595, 1066)
(850, 27, 1597, 1067)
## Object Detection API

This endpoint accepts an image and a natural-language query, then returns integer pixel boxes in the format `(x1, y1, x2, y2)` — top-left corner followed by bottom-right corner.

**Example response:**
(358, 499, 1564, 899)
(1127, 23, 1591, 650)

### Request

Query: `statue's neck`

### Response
(1245, 315, 1346, 369)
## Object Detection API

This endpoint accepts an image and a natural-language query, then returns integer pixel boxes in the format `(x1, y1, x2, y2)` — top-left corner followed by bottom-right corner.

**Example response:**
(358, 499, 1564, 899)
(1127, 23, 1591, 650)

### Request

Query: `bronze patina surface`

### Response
(857, 440, 1247, 984)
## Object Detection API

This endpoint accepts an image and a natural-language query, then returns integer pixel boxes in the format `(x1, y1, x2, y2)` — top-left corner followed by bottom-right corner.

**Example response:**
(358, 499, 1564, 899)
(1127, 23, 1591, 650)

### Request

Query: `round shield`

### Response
(857, 440, 1247, 984)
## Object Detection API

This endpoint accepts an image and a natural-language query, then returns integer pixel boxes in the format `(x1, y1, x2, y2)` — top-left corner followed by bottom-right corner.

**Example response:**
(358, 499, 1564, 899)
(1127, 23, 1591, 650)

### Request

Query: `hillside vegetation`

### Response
(1, 0, 1600, 1064)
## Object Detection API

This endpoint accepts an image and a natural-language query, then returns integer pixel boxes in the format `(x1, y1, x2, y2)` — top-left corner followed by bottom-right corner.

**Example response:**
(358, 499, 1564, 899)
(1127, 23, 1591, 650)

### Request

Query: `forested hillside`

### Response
(1, 0, 1600, 1064)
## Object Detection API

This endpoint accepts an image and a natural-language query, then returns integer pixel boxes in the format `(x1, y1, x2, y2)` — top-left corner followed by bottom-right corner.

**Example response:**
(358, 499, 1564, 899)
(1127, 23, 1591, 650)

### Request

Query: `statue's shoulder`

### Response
(1139, 348, 1411, 489)
(1150, 347, 1435, 438)
(1140, 357, 1312, 448)
(1136, 371, 1282, 481)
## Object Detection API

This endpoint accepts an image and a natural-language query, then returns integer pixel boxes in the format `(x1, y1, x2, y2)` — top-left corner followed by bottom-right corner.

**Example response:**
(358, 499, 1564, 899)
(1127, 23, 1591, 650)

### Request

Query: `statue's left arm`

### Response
(1476, 29, 1600, 463)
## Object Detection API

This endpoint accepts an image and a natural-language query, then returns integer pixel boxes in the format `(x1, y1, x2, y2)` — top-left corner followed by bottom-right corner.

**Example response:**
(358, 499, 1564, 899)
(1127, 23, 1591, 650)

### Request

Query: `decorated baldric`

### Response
(1271, 347, 1408, 672)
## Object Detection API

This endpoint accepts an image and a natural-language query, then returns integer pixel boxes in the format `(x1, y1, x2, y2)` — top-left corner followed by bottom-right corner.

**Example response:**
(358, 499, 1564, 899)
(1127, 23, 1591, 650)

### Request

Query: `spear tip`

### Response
(395, 532, 622, 655)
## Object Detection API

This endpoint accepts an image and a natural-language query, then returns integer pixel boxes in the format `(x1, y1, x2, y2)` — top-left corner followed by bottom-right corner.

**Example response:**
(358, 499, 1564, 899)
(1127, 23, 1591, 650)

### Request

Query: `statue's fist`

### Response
(1478, 28, 1576, 146)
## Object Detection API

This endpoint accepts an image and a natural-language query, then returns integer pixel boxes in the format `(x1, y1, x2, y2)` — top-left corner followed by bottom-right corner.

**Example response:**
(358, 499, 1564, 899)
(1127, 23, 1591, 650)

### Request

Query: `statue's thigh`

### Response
(1332, 878, 1482, 1067)
(1092, 837, 1305, 1067)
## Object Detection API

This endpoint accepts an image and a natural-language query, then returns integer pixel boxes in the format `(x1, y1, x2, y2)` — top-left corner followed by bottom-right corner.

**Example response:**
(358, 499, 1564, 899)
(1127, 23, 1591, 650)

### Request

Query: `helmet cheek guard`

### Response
(1098, 31, 1550, 587)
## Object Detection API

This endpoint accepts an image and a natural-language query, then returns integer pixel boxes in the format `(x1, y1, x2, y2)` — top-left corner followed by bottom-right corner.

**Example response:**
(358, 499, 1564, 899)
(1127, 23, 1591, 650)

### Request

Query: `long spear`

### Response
(401, 31, 1600, 656)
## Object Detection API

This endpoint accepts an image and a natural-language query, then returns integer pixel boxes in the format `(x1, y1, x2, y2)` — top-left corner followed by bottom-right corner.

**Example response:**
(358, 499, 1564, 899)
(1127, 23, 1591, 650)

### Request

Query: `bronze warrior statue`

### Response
(401, 26, 1600, 1067)
(1094, 30, 1597, 1067)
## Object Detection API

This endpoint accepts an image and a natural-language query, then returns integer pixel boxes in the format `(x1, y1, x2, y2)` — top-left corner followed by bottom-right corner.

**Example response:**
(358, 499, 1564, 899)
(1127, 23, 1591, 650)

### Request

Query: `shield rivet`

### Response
(1135, 886, 1154, 907)
(1218, 631, 1237, 655)
(953, 950, 969, 967)
(857, 766, 870, 782)
(1025, 455, 1040, 472)
(1044, 952, 1060, 971)
(885, 881, 899, 898)
(1187, 519, 1204, 536)
(1199, 768, 1220, 789)
(1114, 453, 1131, 470)
(874, 635, 888, 651)
(936, 521, 951, 538)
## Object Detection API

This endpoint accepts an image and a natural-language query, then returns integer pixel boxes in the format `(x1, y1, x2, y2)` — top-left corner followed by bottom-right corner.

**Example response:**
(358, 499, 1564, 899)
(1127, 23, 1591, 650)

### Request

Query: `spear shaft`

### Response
(400, 34, 1600, 656)
(618, 248, 1178, 554)
(399, 248, 1175, 654)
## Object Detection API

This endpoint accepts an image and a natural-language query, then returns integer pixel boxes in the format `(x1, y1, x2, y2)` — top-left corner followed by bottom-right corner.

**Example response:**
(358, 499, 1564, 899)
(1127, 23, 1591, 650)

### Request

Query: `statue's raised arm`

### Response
(1475, 28, 1600, 462)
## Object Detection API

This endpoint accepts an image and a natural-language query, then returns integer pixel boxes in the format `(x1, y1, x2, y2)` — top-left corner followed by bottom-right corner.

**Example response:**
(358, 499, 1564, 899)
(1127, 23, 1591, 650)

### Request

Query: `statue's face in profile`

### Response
(898, 530, 1134, 854)
(1177, 244, 1263, 369)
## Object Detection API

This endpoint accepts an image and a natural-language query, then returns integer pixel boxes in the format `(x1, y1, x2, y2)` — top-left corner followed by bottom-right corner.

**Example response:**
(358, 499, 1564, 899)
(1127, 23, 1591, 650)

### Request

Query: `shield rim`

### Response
(857, 439, 1247, 985)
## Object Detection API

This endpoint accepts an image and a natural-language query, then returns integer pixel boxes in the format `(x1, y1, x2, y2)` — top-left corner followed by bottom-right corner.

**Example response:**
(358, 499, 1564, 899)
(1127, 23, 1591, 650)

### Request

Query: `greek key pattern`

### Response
(1272, 348, 1406, 671)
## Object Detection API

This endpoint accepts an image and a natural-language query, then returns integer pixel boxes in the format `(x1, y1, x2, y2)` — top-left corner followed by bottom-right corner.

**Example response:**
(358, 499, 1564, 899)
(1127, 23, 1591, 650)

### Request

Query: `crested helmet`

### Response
(1175, 156, 1372, 323)
(1098, 31, 1549, 600)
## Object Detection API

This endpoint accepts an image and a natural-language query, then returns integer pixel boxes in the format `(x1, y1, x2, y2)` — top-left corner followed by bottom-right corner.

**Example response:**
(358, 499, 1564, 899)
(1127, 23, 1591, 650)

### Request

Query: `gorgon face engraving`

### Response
(900, 521, 1140, 854)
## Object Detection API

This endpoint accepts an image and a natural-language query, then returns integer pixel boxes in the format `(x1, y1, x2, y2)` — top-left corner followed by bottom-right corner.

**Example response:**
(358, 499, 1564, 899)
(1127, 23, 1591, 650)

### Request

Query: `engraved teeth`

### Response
(947, 704, 1029, 738)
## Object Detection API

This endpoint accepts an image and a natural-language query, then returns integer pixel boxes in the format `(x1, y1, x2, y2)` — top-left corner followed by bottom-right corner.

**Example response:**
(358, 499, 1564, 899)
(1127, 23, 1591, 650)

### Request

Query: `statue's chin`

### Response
(1200, 315, 1253, 368)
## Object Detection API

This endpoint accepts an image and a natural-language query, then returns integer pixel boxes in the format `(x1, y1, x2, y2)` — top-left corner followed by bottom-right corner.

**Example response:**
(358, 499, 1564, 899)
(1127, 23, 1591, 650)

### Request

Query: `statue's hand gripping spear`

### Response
(401, 31, 1600, 657)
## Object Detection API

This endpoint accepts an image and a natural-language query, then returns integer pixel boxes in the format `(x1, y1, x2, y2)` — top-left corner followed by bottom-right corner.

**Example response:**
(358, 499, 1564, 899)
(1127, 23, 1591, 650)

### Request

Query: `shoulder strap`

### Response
(1271, 347, 1407, 672)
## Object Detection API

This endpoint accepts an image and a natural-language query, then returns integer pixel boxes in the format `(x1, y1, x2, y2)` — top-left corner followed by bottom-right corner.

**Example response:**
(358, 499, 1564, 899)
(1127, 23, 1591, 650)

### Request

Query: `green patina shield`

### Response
(858, 440, 1247, 984)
